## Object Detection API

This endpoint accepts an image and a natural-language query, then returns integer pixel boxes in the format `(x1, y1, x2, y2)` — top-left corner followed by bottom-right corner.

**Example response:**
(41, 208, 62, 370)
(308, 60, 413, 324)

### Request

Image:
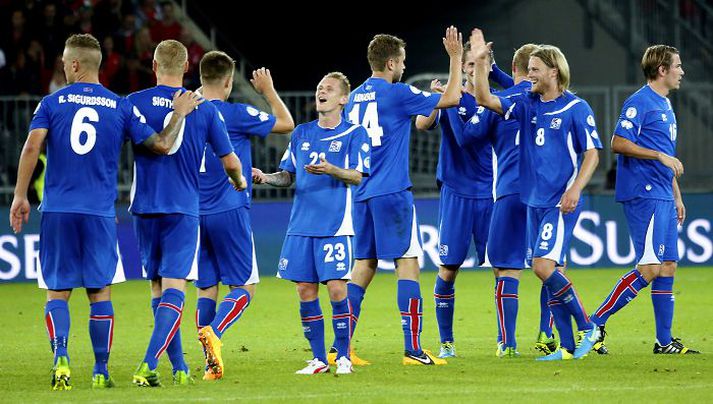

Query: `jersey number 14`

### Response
(348, 102, 383, 147)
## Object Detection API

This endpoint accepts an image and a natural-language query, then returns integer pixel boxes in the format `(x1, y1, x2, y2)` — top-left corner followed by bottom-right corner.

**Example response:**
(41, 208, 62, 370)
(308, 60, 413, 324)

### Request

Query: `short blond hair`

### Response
(154, 39, 188, 76)
(531, 45, 570, 91)
(322, 72, 350, 96)
(200, 50, 235, 85)
(65, 33, 102, 70)
(641, 45, 679, 81)
(367, 34, 405, 72)
(513, 43, 539, 74)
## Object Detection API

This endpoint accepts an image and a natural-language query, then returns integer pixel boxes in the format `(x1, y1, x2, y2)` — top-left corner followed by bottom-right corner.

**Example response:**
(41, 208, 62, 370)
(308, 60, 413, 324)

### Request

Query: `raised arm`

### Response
(611, 134, 683, 177)
(251, 67, 295, 134)
(415, 79, 445, 130)
(559, 148, 599, 214)
(10, 128, 47, 233)
(470, 29, 504, 115)
(435, 26, 463, 109)
(143, 90, 204, 154)
(252, 167, 295, 187)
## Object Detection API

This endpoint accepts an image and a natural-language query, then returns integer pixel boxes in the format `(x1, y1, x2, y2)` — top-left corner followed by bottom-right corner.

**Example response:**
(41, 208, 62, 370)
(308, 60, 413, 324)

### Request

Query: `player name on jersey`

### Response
(58, 94, 117, 108)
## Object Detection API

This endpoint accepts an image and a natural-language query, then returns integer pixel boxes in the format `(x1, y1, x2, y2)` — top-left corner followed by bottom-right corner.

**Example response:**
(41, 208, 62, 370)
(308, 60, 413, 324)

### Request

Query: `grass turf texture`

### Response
(1, 268, 711, 402)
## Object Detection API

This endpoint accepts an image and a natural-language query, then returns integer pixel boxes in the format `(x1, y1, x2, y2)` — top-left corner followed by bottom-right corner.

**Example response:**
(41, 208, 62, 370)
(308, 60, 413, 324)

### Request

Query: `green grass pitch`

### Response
(1, 268, 712, 402)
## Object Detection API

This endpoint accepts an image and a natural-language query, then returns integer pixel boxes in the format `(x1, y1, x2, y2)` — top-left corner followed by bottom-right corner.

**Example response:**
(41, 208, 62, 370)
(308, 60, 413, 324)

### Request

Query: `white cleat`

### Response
(335, 356, 353, 375)
(295, 358, 330, 375)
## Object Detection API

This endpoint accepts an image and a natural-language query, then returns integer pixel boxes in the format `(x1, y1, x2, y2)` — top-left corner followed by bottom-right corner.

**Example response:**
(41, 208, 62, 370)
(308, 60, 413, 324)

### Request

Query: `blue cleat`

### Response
(573, 322, 601, 359)
(438, 342, 456, 358)
(536, 347, 573, 361)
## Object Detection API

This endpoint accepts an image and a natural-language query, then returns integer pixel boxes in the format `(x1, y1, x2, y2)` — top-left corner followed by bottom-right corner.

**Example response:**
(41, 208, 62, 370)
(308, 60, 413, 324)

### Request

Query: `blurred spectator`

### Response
(37, 3, 66, 70)
(150, 1, 182, 42)
(181, 27, 204, 88)
(115, 13, 138, 54)
(48, 55, 66, 93)
(1, 10, 30, 65)
(0, 50, 42, 95)
(93, 0, 127, 40)
(99, 36, 121, 88)
(136, 0, 160, 28)
(77, 5, 93, 34)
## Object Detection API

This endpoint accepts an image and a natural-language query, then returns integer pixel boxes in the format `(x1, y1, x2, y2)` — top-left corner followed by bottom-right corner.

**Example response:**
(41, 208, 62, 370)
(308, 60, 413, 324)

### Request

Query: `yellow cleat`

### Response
(51, 356, 72, 391)
(328, 347, 371, 366)
(402, 349, 447, 365)
(198, 326, 224, 380)
(202, 367, 221, 381)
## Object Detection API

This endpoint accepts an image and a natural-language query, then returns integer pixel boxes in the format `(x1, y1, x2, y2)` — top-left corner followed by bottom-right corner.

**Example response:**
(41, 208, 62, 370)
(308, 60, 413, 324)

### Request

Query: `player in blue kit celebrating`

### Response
(588, 45, 699, 354)
(336, 27, 463, 366)
(253, 72, 369, 375)
(9, 34, 202, 390)
(193, 50, 295, 380)
(127, 40, 247, 387)
(471, 28, 602, 360)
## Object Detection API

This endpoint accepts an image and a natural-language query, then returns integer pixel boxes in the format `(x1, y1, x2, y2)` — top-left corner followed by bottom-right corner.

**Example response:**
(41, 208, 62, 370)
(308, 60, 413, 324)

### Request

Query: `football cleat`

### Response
(172, 370, 194, 385)
(132, 362, 161, 387)
(328, 347, 371, 366)
(654, 337, 701, 354)
(295, 358, 330, 374)
(534, 331, 559, 355)
(438, 342, 456, 358)
(91, 373, 115, 389)
(202, 367, 221, 381)
(574, 323, 601, 359)
(592, 325, 609, 354)
(536, 347, 574, 361)
(198, 325, 224, 379)
(51, 356, 72, 391)
(402, 350, 447, 366)
(335, 356, 353, 375)
(497, 346, 521, 358)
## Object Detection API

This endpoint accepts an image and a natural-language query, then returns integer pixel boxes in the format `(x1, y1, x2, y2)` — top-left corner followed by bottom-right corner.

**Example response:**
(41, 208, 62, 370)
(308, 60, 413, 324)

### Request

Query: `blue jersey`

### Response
(435, 92, 493, 198)
(29, 83, 155, 217)
(346, 77, 441, 201)
(462, 81, 532, 200)
(200, 101, 276, 214)
(614, 85, 677, 202)
(127, 85, 233, 216)
(499, 90, 603, 208)
(279, 119, 370, 237)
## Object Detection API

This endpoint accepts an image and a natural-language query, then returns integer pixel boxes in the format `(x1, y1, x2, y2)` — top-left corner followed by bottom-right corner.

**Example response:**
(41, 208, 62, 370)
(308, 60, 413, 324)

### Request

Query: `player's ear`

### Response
(658, 64, 668, 78)
(152, 59, 158, 74)
(183, 60, 189, 74)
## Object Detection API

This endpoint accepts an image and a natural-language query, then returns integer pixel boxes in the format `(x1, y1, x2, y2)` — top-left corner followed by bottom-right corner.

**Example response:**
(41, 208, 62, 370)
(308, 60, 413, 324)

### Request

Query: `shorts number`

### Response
(323, 243, 346, 263)
(162, 111, 186, 155)
(348, 102, 384, 147)
(541, 223, 554, 241)
(70, 107, 99, 155)
(535, 128, 545, 146)
(669, 123, 677, 142)
(309, 151, 326, 165)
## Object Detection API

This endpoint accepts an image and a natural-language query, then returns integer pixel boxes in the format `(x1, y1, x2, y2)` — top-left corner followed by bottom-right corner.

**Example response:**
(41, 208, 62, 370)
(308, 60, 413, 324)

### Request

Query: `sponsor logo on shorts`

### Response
(278, 258, 289, 271)
(539, 241, 549, 250)
(336, 262, 346, 271)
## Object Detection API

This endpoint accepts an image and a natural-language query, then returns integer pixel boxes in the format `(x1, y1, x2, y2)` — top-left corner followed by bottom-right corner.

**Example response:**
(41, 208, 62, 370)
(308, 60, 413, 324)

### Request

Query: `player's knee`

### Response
(661, 261, 677, 277)
(438, 265, 459, 282)
(326, 280, 347, 301)
(86, 286, 111, 303)
(638, 264, 662, 281)
(296, 282, 318, 301)
(532, 259, 555, 281)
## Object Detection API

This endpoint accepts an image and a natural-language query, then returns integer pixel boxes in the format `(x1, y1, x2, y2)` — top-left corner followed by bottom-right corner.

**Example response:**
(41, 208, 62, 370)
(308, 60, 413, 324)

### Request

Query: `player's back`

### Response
(128, 85, 231, 216)
(346, 77, 440, 201)
(31, 83, 135, 217)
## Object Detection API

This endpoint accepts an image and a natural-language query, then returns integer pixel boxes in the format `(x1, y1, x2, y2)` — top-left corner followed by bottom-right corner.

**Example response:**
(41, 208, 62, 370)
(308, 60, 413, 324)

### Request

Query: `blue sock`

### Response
(590, 268, 649, 326)
(398, 279, 423, 356)
(539, 285, 554, 337)
(210, 288, 251, 339)
(331, 298, 351, 359)
(144, 288, 185, 371)
(544, 271, 590, 331)
(434, 275, 455, 343)
(196, 297, 217, 331)
(89, 301, 114, 377)
(300, 299, 326, 363)
(496, 277, 519, 349)
(45, 299, 70, 364)
(495, 278, 502, 344)
(347, 283, 365, 339)
(547, 294, 575, 352)
(150, 295, 186, 373)
(651, 276, 674, 345)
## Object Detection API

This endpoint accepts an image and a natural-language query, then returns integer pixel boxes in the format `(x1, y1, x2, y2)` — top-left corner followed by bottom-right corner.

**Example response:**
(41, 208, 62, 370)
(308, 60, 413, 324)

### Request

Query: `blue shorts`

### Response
(277, 235, 352, 283)
(353, 190, 422, 260)
(196, 207, 259, 288)
(133, 214, 200, 281)
(526, 204, 582, 266)
(437, 185, 493, 266)
(38, 212, 124, 290)
(486, 194, 527, 269)
(623, 198, 679, 264)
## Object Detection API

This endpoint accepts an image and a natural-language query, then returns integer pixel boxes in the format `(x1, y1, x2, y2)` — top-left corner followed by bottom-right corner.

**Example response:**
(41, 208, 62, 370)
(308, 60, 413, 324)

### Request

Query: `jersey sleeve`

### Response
(497, 93, 525, 121)
(394, 83, 442, 117)
(29, 97, 51, 131)
(489, 63, 515, 89)
(571, 102, 603, 153)
(231, 103, 277, 138)
(350, 126, 371, 175)
(461, 106, 497, 146)
(279, 131, 298, 173)
(120, 98, 156, 145)
(613, 97, 644, 142)
(206, 105, 233, 157)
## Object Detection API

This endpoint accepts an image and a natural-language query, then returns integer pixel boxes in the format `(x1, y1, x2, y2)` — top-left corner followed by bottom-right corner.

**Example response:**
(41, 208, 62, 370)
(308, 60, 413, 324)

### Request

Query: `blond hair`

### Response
(641, 45, 679, 81)
(513, 43, 539, 74)
(367, 34, 405, 72)
(322, 71, 351, 96)
(200, 50, 235, 85)
(64, 33, 102, 70)
(531, 45, 570, 91)
(154, 39, 188, 76)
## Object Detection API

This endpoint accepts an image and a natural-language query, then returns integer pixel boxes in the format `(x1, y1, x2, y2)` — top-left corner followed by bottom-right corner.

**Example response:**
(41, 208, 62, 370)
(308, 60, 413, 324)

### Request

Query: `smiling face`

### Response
(527, 56, 556, 95)
(315, 76, 348, 114)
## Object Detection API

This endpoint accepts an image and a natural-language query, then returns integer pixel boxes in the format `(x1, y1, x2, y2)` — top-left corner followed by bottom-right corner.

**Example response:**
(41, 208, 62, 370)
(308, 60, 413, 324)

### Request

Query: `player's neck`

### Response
(540, 86, 562, 102)
(317, 111, 342, 129)
(513, 75, 529, 85)
(200, 86, 227, 101)
(647, 80, 670, 97)
(371, 71, 393, 83)
(73, 71, 100, 84)
(156, 75, 184, 88)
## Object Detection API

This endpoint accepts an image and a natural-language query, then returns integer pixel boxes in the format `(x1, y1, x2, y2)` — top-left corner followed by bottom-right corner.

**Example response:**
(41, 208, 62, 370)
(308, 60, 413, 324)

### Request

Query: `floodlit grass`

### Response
(1, 268, 711, 402)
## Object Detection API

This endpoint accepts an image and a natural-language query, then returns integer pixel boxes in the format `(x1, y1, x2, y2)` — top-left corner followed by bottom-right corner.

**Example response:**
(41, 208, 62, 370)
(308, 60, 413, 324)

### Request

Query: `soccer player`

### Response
(588, 45, 699, 354)
(337, 27, 463, 366)
(128, 40, 247, 387)
(413, 44, 516, 358)
(193, 51, 295, 381)
(9, 33, 202, 390)
(253, 72, 369, 375)
(471, 28, 602, 360)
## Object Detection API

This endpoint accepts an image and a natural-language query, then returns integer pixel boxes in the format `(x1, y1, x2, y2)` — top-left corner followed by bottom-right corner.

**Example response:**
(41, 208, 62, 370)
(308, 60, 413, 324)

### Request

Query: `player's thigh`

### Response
(277, 235, 318, 283)
(158, 214, 200, 280)
(623, 198, 677, 265)
(39, 212, 84, 290)
(196, 214, 220, 289)
(314, 235, 352, 283)
(206, 208, 259, 287)
(438, 186, 476, 266)
(79, 215, 122, 289)
(353, 199, 376, 260)
(471, 197, 494, 266)
(488, 195, 527, 270)
(133, 215, 162, 280)
(371, 191, 422, 260)
(659, 201, 680, 262)
(530, 205, 581, 266)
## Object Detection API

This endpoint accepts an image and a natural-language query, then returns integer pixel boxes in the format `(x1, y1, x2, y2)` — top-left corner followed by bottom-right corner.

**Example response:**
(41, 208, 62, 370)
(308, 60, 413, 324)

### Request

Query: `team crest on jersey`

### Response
(329, 140, 343, 152)
(661, 113, 668, 122)
(458, 106, 467, 115)
(550, 118, 562, 129)
(336, 262, 346, 271)
(301, 142, 310, 151)
(625, 107, 637, 119)
(620, 120, 634, 130)
(587, 115, 596, 126)
(439, 244, 449, 256)
(278, 258, 289, 271)
(83, 86, 94, 93)
(539, 241, 549, 250)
